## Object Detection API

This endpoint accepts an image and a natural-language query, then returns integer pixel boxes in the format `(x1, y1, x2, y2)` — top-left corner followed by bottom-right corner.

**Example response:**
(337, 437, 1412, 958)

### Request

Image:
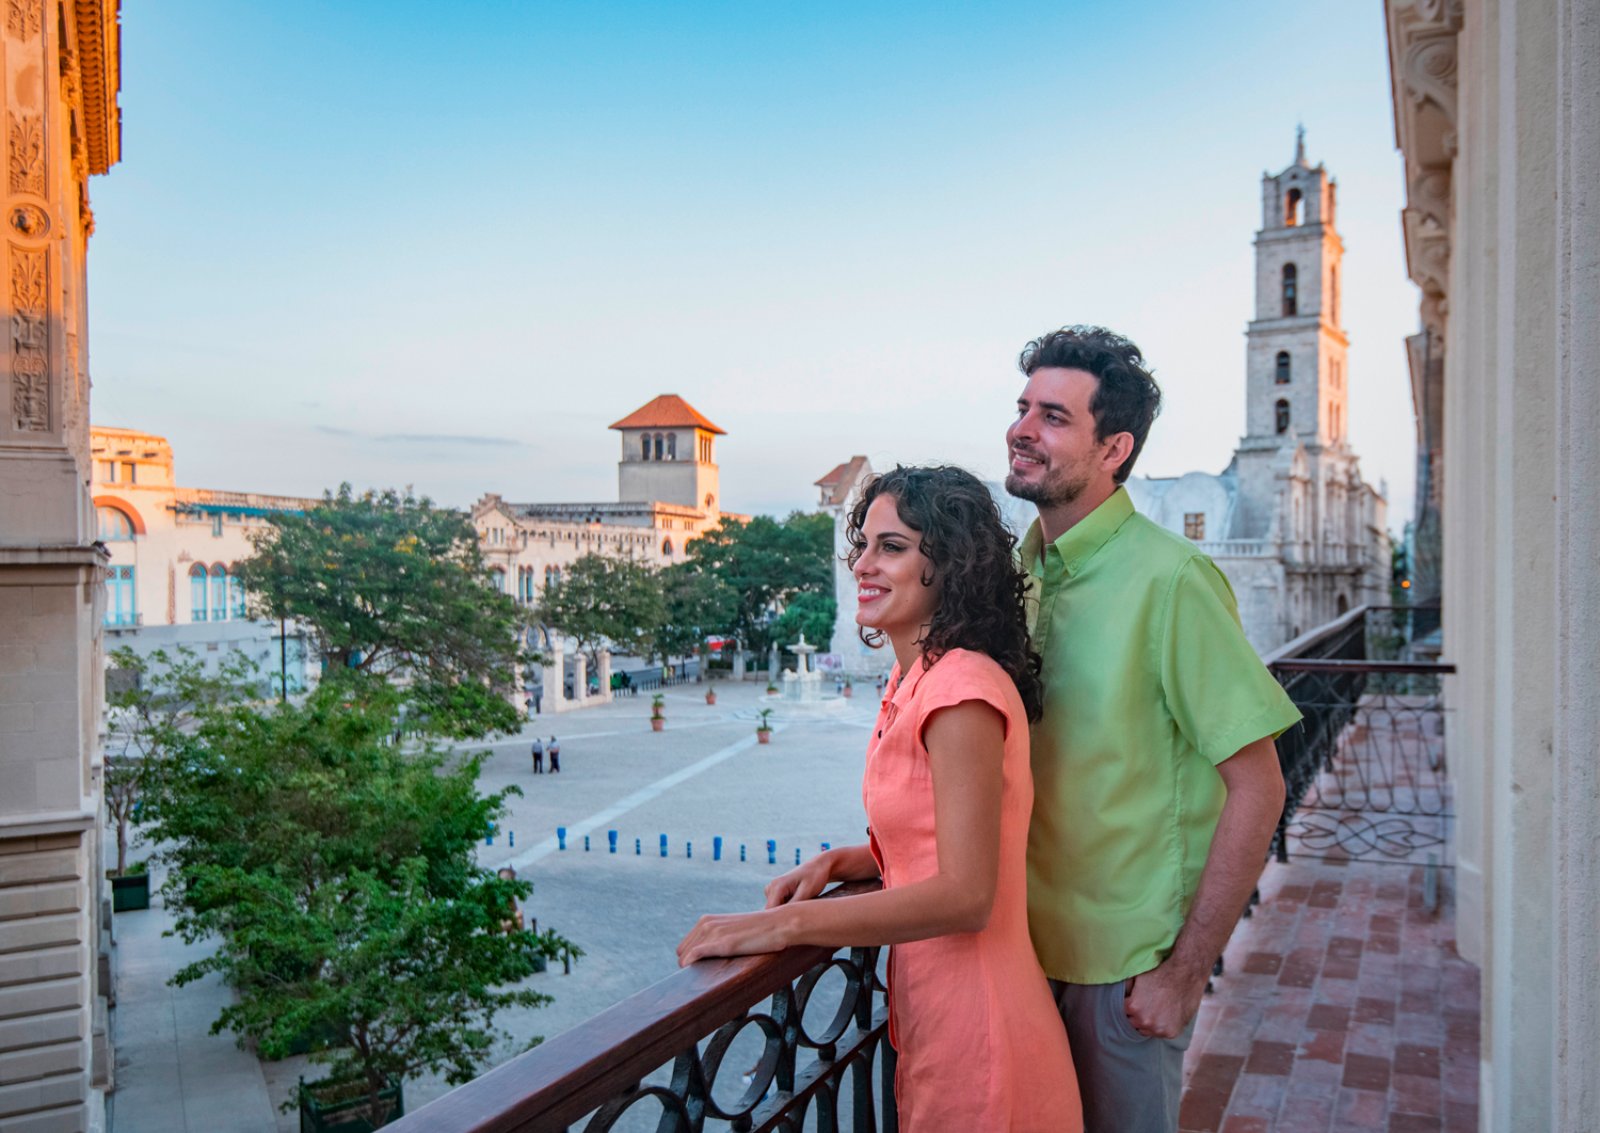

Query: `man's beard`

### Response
(1005, 464, 1091, 507)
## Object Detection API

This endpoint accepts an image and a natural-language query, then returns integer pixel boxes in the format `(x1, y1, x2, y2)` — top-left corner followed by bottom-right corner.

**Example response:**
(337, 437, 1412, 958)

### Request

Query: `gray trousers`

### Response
(1050, 979, 1193, 1133)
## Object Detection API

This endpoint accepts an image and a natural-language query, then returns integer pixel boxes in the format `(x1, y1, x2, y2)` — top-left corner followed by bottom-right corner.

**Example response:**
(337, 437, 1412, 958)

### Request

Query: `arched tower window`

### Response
(189, 564, 209, 622)
(667, 433, 676, 460)
(1285, 187, 1303, 226)
(662, 538, 674, 557)
(653, 433, 664, 461)
(640, 434, 650, 461)
(1275, 399, 1291, 435)
(1275, 351, 1291, 385)
(97, 505, 136, 541)
(1281, 263, 1298, 317)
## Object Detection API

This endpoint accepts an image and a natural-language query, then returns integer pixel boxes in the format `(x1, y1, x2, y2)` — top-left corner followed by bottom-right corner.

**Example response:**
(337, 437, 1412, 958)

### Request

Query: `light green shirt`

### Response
(1021, 487, 1301, 985)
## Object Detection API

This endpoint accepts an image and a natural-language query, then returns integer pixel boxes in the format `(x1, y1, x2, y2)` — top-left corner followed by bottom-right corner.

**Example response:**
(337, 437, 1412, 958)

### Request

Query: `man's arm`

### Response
(1123, 735, 1285, 1038)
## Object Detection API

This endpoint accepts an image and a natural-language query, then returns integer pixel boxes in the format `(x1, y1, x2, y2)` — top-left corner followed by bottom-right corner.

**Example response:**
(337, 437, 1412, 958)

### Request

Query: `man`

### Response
(531, 736, 544, 774)
(1006, 326, 1300, 1133)
(547, 735, 561, 774)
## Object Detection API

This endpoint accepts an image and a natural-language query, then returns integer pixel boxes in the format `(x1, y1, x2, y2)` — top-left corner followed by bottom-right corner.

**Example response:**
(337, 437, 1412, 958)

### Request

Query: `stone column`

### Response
(0, 3, 120, 1129)
(542, 644, 565, 715)
(572, 653, 587, 707)
(732, 647, 746, 681)
(596, 650, 612, 704)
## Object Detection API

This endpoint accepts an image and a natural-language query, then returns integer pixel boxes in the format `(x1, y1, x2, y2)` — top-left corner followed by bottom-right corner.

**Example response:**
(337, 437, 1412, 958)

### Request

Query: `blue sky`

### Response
(88, 1, 1420, 526)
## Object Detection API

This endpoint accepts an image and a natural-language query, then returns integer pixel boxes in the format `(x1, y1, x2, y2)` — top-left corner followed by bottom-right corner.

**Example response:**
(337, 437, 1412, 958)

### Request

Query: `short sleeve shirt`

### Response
(1021, 487, 1301, 985)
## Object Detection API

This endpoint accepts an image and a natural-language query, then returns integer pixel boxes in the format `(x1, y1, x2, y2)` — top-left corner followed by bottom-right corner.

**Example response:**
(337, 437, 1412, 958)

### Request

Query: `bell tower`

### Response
(1241, 128, 1350, 454)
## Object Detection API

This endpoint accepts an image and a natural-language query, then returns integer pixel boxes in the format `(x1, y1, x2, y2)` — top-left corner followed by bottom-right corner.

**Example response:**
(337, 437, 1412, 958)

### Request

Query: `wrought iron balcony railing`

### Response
(388, 881, 895, 1133)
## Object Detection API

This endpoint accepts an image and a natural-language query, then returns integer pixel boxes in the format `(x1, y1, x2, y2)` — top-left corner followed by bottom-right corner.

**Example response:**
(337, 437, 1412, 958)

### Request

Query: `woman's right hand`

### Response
(764, 853, 834, 908)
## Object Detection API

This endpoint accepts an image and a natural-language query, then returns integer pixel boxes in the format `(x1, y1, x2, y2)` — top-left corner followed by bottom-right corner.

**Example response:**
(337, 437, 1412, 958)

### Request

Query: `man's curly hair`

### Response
(846, 465, 1043, 722)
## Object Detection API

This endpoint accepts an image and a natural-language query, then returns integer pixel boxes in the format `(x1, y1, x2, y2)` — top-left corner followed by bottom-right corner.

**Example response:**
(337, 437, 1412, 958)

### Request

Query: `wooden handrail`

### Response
(387, 880, 883, 1133)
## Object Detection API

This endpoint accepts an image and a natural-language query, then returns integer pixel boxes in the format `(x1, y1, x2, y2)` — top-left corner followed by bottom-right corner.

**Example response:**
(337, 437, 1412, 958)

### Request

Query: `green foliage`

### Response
(653, 562, 737, 662)
(756, 707, 773, 733)
(104, 646, 259, 876)
(234, 484, 525, 738)
(684, 512, 835, 653)
(768, 590, 837, 652)
(650, 693, 665, 719)
(138, 669, 577, 1122)
(536, 552, 664, 668)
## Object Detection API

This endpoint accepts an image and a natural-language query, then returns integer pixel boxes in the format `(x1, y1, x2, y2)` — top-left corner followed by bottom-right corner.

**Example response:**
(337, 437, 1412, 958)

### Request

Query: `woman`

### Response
(678, 466, 1081, 1132)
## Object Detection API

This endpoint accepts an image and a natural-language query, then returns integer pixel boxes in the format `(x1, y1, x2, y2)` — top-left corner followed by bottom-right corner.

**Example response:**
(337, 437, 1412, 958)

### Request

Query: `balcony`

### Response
(387, 605, 1466, 1133)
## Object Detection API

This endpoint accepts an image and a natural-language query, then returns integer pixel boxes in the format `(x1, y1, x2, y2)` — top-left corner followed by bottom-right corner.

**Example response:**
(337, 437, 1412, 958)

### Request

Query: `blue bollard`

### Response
(584, 835, 590, 852)
(821, 842, 830, 852)
(740, 843, 747, 862)
(635, 838, 641, 855)
(608, 830, 618, 854)
(713, 836, 723, 861)
(508, 830, 515, 847)
(767, 839, 777, 865)
(485, 821, 495, 846)
(557, 826, 567, 851)
(795, 848, 802, 865)
(687, 841, 693, 859)
(660, 834, 668, 858)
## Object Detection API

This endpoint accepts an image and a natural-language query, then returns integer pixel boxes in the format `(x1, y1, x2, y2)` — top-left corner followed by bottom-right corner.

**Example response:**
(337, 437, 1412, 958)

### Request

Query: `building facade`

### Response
(89, 426, 319, 689)
(1385, 2, 1600, 1128)
(1127, 138, 1390, 653)
(0, 3, 121, 1130)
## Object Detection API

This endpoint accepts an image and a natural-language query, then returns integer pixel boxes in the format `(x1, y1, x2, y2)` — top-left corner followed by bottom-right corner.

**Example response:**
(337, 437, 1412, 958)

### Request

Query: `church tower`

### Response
(1241, 128, 1349, 454)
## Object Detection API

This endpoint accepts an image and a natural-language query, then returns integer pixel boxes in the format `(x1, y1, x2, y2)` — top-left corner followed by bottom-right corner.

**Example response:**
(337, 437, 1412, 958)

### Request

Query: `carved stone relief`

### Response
(8, 113, 46, 197)
(4, 0, 42, 40)
(11, 244, 49, 431)
(8, 202, 49, 238)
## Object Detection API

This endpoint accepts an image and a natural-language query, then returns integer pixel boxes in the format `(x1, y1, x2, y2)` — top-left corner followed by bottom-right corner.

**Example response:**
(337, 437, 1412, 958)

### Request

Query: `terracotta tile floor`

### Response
(1178, 857, 1479, 1133)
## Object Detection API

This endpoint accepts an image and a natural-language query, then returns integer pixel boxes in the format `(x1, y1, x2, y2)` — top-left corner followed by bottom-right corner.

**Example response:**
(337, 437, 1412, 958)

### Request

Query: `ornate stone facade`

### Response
(0, 4, 121, 1131)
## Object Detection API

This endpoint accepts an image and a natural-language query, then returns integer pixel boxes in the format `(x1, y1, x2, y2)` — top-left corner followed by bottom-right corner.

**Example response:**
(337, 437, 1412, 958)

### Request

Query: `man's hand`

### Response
(1123, 958, 1208, 1039)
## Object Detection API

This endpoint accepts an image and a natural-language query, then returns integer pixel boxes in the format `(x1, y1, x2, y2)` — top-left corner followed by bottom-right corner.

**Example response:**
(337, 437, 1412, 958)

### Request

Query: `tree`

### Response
(235, 484, 526, 737)
(140, 670, 575, 1126)
(683, 512, 835, 654)
(536, 552, 664, 668)
(652, 562, 737, 664)
(103, 646, 258, 876)
(769, 590, 837, 652)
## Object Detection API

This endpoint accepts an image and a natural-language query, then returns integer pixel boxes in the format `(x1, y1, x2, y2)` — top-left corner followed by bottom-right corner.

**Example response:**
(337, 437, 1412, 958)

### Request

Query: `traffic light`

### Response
(1392, 545, 1410, 592)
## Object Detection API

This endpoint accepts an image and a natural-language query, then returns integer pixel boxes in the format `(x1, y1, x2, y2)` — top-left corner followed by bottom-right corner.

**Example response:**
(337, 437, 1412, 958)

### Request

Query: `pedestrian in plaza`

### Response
(531, 736, 544, 774)
(1005, 326, 1300, 1133)
(547, 736, 561, 774)
(679, 465, 1080, 1133)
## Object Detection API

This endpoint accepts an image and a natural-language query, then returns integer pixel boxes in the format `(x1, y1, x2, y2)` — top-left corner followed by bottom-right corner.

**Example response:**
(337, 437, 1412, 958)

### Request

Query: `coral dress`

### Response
(864, 649, 1082, 1133)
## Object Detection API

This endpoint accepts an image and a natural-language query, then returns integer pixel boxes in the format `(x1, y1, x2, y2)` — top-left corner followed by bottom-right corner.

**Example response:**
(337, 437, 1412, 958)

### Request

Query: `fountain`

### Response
(782, 633, 824, 702)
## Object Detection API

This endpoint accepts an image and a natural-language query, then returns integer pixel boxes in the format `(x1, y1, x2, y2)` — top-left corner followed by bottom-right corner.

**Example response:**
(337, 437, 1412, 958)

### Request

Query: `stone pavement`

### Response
(1179, 858, 1479, 1133)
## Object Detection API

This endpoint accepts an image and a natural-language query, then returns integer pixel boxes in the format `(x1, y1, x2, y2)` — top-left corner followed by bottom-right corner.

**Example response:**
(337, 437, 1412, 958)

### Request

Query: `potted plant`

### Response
(842, 676, 853, 699)
(704, 685, 717, 706)
(756, 707, 773, 745)
(650, 693, 666, 732)
(298, 1075, 403, 1133)
(108, 857, 150, 912)
(765, 680, 779, 695)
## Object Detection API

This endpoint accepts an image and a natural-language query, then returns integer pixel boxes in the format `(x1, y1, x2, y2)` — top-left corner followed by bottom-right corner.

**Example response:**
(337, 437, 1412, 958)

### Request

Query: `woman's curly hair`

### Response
(845, 465, 1043, 722)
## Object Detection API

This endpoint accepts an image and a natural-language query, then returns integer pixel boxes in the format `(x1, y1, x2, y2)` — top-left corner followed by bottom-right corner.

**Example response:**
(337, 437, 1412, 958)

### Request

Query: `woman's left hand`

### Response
(677, 909, 791, 966)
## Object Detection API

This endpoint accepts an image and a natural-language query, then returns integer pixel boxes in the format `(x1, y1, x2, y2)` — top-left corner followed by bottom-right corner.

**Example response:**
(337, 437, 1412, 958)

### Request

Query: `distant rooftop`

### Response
(814, 456, 870, 507)
(609, 394, 726, 435)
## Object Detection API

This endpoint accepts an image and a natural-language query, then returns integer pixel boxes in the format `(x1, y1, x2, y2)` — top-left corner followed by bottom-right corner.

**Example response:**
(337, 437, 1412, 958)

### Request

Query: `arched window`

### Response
(1285, 187, 1303, 226)
(189, 564, 209, 622)
(1337, 594, 1350, 616)
(654, 433, 664, 461)
(1275, 399, 1291, 435)
(1281, 264, 1298, 317)
(662, 538, 674, 557)
(211, 564, 229, 620)
(105, 566, 137, 627)
(705, 493, 715, 510)
(229, 572, 247, 619)
(1275, 351, 1291, 385)
(667, 432, 676, 460)
(640, 434, 650, 461)
(97, 505, 136, 542)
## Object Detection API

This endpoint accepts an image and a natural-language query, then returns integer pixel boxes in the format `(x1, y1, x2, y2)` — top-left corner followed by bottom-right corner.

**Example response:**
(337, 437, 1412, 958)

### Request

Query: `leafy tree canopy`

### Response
(685, 512, 835, 653)
(536, 552, 664, 667)
(235, 484, 525, 737)
(769, 589, 837, 653)
(139, 669, 576, 1123)
(653, 562, 737, 662)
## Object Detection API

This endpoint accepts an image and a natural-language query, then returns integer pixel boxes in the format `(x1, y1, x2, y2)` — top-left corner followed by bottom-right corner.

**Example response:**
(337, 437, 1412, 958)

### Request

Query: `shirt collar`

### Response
(1019, 486, 1136, 578)
(885, 653, 935, 713)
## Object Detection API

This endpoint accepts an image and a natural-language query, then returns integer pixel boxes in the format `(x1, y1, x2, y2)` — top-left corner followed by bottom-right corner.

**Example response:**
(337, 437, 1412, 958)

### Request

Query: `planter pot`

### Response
(756, 730, 771, 745)
(650, 718, 665, 732)
(299, 1077, 404, 1133)
(108, 870, 150, 913)
(705, 692, 717, 706)
(842, 686, 853, 698)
